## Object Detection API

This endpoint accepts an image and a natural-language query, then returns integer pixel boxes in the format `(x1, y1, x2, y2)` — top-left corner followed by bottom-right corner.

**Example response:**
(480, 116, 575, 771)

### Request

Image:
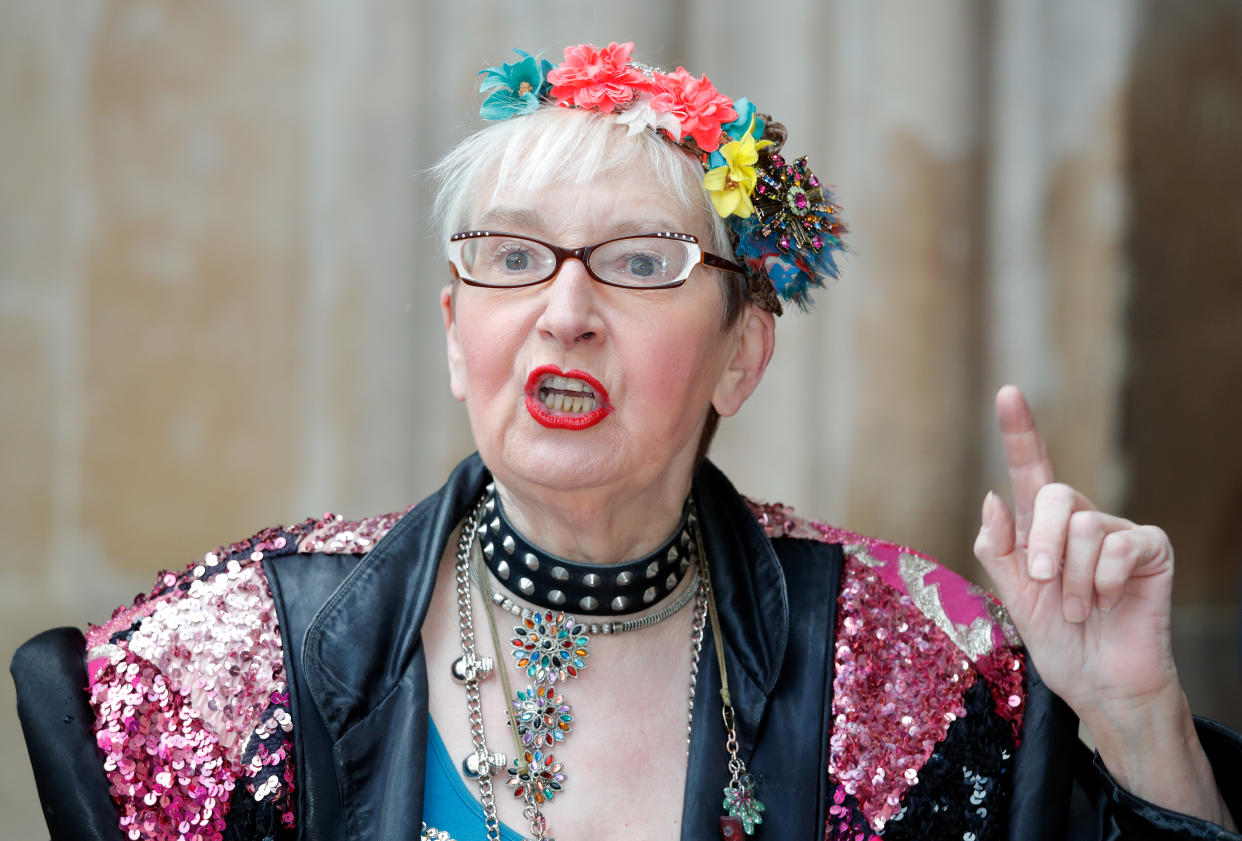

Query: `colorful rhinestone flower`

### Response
(546, 41, 649, 112)
(513, 684, 574, 748)
(506, 749, 566, 805)
(478, 49, 554, 120)
(510, 610, 590, 683)
(731, 153, 846, 308)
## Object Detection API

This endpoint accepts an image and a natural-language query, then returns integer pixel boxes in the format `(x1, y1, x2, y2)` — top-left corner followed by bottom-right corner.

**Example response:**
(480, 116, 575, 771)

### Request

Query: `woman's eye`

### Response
(623, 253, 665, 278)
(491, 242, 537, 272)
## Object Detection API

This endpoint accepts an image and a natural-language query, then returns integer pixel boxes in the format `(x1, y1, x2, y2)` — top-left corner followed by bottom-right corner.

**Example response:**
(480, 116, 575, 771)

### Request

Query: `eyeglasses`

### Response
(448, 231, 747, 290)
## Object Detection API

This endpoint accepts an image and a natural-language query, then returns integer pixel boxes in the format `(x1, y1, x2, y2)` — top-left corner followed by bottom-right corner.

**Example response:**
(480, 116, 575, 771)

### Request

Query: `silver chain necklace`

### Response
(453, 495, 707, 841)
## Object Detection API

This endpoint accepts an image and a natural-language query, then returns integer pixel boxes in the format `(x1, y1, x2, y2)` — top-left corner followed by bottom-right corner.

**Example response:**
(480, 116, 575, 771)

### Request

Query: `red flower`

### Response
(546, 42, 650, 113)
(649, 67, 738, 152)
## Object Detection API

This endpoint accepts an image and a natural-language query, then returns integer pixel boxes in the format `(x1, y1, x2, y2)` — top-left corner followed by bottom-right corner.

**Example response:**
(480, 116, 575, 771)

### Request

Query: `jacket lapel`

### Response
(302, 455, 488, 840)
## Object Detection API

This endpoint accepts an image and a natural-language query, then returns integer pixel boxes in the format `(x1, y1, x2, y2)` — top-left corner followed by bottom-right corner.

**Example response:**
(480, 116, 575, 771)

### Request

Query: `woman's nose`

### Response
(534, 257, 606, 345)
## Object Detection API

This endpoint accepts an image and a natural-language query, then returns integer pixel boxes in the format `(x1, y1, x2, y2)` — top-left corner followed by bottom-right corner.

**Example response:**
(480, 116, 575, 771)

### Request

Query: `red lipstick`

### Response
(524, 364, 612, 430)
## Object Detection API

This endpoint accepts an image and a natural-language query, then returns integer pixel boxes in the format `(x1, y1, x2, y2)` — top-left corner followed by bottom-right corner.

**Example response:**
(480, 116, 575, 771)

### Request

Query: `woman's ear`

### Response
(441, 277, 467, 402)
(711, 304, 776, 417)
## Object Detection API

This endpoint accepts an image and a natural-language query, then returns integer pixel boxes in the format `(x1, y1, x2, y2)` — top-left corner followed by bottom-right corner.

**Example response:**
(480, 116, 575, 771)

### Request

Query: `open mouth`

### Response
(524, 365, 612, 430)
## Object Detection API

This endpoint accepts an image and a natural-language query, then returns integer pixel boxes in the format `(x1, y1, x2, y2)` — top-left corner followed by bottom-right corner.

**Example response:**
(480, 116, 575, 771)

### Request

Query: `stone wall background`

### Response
(3, 1, 1240, 836)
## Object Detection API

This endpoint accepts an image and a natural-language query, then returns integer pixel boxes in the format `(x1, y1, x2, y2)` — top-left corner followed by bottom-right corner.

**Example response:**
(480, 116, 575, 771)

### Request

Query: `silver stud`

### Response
(579, 596, 598, 611)
(547, 589, 566, 606)
(667, 547, 678, 562)
(616, 571, 633, 586)
(666, 573, 678, 590)
(681, 530, 690, 545)
(551, 565, 568, 580)
(643, 586, 657, 603)
(525, 553, 540, 571)
(496, 560, 510, 580)
(502, 535, 516, 555)
(582, 573, 601, 588)
(483, 542, 495, 560)
(611, 595, 630, 612)
(680, 558, 690, 572)
(489, 516, 501, 533)
(484, 496, 496, 513)
(518, 577, 535, 595)
(645, 561, 660, 579)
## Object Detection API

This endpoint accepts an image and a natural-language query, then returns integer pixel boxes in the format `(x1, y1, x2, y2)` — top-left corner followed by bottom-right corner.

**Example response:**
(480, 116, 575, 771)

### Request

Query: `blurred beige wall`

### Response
(3, 1, 1241, 838)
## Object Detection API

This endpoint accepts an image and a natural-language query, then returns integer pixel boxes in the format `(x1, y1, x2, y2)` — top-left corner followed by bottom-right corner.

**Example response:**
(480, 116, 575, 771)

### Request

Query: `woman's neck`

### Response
(492, 477, 691, 565)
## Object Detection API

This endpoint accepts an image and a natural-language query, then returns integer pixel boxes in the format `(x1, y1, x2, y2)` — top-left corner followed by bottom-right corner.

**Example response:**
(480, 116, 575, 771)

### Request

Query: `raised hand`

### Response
(973, 385, 1233, 828)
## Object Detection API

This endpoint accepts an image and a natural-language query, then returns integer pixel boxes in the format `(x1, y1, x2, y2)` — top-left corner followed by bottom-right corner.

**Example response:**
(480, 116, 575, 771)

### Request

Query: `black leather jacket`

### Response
(13, 454, 1242, 840)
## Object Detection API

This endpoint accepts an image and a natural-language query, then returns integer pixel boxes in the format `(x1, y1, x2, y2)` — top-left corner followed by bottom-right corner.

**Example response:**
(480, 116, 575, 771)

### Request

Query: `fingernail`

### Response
(1064, 596, 1087, 623)
(1096, 594, 1115, 613)
(1030, 553, 1055, 580)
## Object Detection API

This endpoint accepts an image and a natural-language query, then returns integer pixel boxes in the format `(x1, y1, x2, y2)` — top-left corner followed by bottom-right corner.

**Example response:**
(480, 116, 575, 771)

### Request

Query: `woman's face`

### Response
(441, 164, 762, 504)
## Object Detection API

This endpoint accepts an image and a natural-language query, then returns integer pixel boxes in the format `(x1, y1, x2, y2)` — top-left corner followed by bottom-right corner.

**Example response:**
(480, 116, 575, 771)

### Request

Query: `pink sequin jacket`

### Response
(12, 455, 1242, 840)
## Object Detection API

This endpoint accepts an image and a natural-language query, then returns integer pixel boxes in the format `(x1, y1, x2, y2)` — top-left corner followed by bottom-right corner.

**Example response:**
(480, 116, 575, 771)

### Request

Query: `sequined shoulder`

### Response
(744, 497, 1027, 837)
(84, 509, 405, 841)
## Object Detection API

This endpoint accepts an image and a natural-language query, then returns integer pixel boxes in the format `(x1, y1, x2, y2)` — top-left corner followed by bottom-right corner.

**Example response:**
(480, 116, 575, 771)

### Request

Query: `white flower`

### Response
(615, 93, 682, 138)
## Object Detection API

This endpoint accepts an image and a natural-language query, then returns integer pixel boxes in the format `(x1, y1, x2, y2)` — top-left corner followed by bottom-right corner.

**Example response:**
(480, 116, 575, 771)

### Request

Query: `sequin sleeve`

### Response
(82, 509, 404, 841)
(744, 497, 1027, 841)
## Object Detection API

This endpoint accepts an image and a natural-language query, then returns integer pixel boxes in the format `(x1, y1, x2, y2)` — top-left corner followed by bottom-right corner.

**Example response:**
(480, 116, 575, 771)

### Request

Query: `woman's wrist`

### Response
(1083, 685, 1237, 830)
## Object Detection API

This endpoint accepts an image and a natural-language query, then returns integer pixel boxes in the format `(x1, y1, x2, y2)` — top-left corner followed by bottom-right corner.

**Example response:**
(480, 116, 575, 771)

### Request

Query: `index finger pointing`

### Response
(996, 384, 1055, 548)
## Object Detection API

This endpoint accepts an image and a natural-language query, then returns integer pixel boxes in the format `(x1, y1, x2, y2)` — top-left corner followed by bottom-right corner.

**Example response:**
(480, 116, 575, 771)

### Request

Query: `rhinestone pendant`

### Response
(505, 748, 565, 804)
(721, 774, 764, 835)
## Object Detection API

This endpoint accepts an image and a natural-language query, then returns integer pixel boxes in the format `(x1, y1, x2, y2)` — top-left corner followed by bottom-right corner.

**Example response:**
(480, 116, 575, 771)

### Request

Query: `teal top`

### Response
(423, 716, 525, 841)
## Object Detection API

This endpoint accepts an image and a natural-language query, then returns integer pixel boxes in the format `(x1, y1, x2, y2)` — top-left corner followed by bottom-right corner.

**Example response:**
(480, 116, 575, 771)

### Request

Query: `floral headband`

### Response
(477, 42, 847, 314)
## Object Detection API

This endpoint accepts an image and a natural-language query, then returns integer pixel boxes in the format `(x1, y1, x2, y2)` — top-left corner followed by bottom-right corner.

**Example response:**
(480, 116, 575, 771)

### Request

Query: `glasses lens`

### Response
(457, 235, 557, 286)
(589, 236, 695, 287)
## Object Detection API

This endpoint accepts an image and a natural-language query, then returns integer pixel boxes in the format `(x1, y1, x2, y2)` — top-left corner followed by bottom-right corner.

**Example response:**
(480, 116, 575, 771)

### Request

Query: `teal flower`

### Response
(478, 49, 553, 120)
(709, 97, 766, 167)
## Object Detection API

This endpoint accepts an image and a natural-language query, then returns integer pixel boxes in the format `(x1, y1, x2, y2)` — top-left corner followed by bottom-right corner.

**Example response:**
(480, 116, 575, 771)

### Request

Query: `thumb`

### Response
(974, 491, 1020, 585)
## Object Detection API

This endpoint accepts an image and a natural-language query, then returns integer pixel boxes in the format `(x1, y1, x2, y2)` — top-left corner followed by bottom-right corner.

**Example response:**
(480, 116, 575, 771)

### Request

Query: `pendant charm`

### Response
(505, 748, 566, 804)
(511, 610, 590, 683)
(722, 773, 765, 835)
(719, 815, 745, 840)
(513, 684, 574, 748)
(462, 750, 507, 778)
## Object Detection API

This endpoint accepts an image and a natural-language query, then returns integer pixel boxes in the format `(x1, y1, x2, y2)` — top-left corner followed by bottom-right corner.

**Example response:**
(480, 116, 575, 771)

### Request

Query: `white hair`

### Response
(430, 106, 733, 261)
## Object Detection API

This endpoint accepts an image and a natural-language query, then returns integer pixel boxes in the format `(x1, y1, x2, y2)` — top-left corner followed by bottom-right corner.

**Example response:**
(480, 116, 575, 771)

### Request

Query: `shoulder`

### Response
(84, 508, 406, 841)
(744, 496, 1028, 837)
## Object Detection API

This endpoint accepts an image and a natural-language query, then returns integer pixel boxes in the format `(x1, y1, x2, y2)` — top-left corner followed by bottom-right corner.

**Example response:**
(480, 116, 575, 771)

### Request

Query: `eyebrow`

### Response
(471, 207, 687, 238)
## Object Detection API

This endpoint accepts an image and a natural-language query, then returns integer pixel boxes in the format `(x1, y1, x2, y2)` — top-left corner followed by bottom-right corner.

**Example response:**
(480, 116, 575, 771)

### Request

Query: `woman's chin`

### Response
(489, 431, 630, 497)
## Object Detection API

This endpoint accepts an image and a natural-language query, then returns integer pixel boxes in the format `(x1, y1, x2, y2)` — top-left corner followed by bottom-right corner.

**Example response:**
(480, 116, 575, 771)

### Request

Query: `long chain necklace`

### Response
(453, 495, 708, 841)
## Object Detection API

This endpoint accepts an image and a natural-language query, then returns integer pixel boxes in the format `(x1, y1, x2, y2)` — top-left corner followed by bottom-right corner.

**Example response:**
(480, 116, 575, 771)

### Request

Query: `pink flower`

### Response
(546, 42, 650, 113)
(649, 67, 738, 152)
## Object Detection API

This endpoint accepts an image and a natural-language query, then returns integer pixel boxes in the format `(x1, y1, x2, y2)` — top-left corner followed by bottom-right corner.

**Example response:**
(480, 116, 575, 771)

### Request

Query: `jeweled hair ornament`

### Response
(477, 42, 848, 314)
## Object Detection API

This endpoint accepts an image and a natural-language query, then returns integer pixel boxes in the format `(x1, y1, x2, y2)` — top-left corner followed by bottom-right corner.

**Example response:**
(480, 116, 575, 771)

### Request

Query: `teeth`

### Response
(538, 375, 600, 413)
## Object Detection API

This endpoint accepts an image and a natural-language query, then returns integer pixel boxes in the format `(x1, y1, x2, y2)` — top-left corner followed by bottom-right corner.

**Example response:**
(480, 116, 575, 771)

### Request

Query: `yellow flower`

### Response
(703, 120, 772, 218)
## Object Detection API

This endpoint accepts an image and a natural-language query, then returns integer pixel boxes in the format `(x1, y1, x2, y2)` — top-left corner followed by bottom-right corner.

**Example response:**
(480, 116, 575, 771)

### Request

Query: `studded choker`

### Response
(477, 482, 694, 616)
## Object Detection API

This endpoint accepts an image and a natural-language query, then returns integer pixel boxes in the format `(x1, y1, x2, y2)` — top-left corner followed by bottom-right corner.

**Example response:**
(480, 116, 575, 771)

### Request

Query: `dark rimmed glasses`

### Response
(448, 231, 746, 290)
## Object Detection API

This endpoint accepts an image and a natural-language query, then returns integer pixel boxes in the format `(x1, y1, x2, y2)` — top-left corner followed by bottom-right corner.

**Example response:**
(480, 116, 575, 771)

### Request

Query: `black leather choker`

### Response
(477, 482, 694, 616)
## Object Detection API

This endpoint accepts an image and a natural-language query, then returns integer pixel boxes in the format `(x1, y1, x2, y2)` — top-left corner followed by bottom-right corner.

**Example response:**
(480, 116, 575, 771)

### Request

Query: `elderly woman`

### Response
(13, 42, 1242, 841)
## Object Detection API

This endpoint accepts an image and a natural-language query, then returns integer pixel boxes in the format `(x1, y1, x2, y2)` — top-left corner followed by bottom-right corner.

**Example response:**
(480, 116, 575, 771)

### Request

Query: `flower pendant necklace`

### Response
(453, 492, 709, 841)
